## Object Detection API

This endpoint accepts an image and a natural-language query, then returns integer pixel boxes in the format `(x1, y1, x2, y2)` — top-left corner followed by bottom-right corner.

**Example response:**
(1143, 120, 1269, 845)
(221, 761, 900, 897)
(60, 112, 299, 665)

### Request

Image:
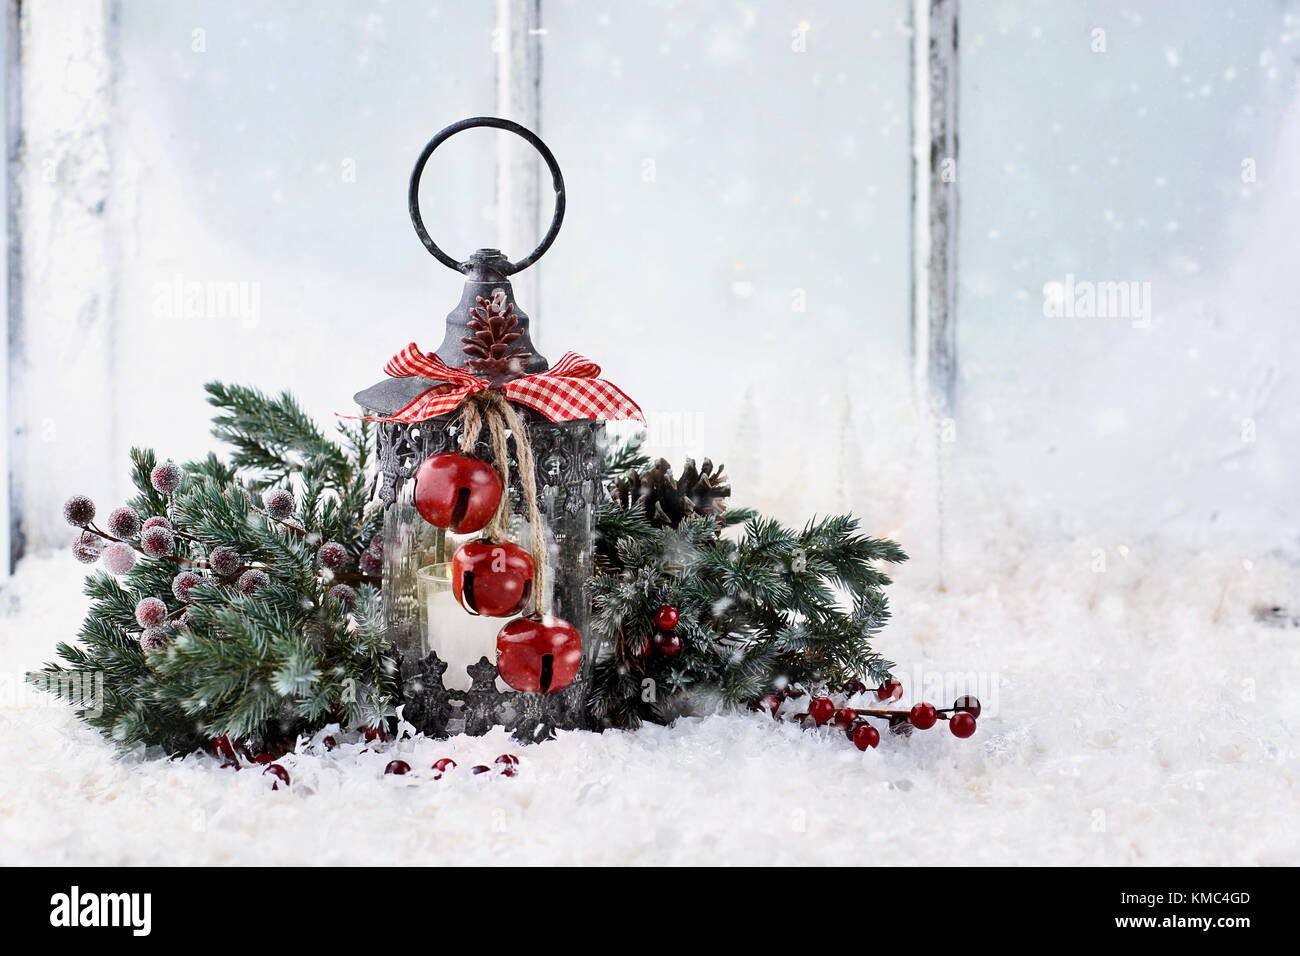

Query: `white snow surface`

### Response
(2, 533, 1297, 866)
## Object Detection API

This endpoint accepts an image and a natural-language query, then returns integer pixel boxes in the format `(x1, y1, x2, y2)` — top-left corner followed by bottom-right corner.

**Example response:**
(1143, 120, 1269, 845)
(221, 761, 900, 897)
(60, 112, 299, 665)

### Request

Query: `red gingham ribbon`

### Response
(376, 343, 645, 425)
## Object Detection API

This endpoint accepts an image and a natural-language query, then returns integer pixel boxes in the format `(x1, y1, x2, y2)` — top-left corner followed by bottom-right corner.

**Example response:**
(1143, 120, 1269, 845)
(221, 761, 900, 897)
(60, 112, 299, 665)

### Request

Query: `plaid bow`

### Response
(379, 343, 645, 425)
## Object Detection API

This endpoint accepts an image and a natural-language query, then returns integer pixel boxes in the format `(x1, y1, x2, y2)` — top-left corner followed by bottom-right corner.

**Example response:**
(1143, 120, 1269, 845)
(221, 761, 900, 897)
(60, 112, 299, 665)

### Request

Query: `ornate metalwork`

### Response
(375, 411, 604, 510)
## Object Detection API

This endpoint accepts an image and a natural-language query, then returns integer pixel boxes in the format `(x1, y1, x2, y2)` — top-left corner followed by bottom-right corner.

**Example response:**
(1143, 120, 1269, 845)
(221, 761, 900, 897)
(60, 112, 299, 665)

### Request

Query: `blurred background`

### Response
(5, 0, 1299, 584)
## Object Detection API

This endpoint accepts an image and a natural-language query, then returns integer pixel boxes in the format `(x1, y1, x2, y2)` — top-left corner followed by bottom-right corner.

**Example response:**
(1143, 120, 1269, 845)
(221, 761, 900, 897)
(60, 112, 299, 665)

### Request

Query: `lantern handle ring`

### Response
(408, 116, 566, 276)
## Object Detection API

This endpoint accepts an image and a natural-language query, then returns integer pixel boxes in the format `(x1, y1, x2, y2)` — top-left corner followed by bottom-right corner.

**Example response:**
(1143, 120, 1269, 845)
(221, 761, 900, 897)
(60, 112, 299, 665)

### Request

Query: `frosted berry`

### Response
(150, 460, 183, 494)
(757, 694, 781, 717)
(263, 764, 290, 789)
(139, 627, 168, 652)
(808, 696, 836, 725)
(264, 488, 294, 520)
(852, 722, 881, 751)
(653, 605, 680, 631)
(208, 546, 241, 576)
(831, 707, 858, 729)
(327, 584, 358, 610)
(106, 506, 142, 539)
(432, 757, 456, 777)
(909, 702, 938, 730)
(142, 516, 171, 532)
(655, 631, 682, 657)
(877, 679, 904, 701)
(366, 534, 383, 557)
(63, 495, 96, 527)
(318, 541, 349, 571)
(72, 531, 104, 564)
(140, 525, 175, 557)
(385, 760, 411, 776)
(949, 712, 977, 738)
(102, 543, 137, 575)
(953, 695, 982, 719)
(360, 550, 383, 577)
(237, 569, 269, 595)
(171, 570, 202, 601)
(135, 597, 167, 628)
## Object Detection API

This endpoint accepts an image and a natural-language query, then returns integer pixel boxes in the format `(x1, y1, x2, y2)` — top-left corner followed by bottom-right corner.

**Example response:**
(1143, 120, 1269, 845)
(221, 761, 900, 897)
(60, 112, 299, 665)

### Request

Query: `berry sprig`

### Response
(622, 604, 685, 662)
(756, 680, 982, 751)
(63, 467, 382, 655)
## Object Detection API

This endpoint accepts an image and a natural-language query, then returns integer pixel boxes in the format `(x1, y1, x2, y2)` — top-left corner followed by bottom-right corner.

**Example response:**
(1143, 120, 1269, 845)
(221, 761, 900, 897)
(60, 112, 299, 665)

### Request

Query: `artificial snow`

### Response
(2, 533, 1296, 866)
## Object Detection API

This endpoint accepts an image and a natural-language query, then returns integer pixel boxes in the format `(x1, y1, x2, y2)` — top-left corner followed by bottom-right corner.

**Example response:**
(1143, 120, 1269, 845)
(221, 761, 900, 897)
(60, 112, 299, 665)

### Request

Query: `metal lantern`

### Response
(355, 118, 612, 743)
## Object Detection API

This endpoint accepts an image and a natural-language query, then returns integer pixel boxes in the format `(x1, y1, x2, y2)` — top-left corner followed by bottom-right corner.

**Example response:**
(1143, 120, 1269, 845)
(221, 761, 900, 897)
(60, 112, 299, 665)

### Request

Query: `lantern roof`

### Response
(353, 249, 549, 416)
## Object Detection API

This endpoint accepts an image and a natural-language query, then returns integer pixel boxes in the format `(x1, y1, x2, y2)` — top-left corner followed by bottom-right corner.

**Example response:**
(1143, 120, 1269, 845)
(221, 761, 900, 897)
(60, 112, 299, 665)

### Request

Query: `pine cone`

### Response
(461, 290, 532, 383)
(615, 457, 731, 529)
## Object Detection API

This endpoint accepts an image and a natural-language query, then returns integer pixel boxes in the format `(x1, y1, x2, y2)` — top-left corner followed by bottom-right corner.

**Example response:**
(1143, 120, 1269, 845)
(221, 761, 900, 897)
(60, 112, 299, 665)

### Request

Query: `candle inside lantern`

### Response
(417, 562, 508, 691)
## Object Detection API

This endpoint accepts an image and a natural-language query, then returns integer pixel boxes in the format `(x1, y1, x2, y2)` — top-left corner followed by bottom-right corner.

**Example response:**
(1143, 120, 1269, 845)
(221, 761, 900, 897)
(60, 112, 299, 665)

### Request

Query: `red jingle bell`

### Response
(496, 614, 583, 694)
(451, 540, 534, 617)
(413, 452, 503, 534)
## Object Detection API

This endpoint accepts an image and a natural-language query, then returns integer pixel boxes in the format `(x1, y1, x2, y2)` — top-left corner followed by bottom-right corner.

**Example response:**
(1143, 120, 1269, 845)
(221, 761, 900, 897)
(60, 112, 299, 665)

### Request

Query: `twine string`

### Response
(458, 391, 546, 614)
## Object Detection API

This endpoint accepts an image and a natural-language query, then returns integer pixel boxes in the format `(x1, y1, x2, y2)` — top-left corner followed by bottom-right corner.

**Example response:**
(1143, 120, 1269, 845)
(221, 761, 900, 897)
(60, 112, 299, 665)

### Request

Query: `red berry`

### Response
(630, 634, 654, 659)
(451, 540, 534, 617)
(363, 726, 386, 743)
(832, 707, 858, 729)
(949, 712, 977, 738)
(656, 631, 683, 657)
(432, 757, 457, 775)
(808, 697, 835, 725)
(910, 702, 938, 730)
(841, 679, 868, 698)
(263, 764, 290, 789)
(653, 605, 679, 631)
(253, 753, 276, 765)
(497, 614, 583, 693)
(413, 452, 503, 534)
(757, 694, 781, 717)
(852, 723, 881, 751)
(322, 736, 337, 751)
(495, 754, 520, 777)
(953, 695, 982, 719)
(211, 735, 236, 760)
(877, 679, 903, 701)
(385, 760, 411, 775)
(471, 764, 491, 775)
